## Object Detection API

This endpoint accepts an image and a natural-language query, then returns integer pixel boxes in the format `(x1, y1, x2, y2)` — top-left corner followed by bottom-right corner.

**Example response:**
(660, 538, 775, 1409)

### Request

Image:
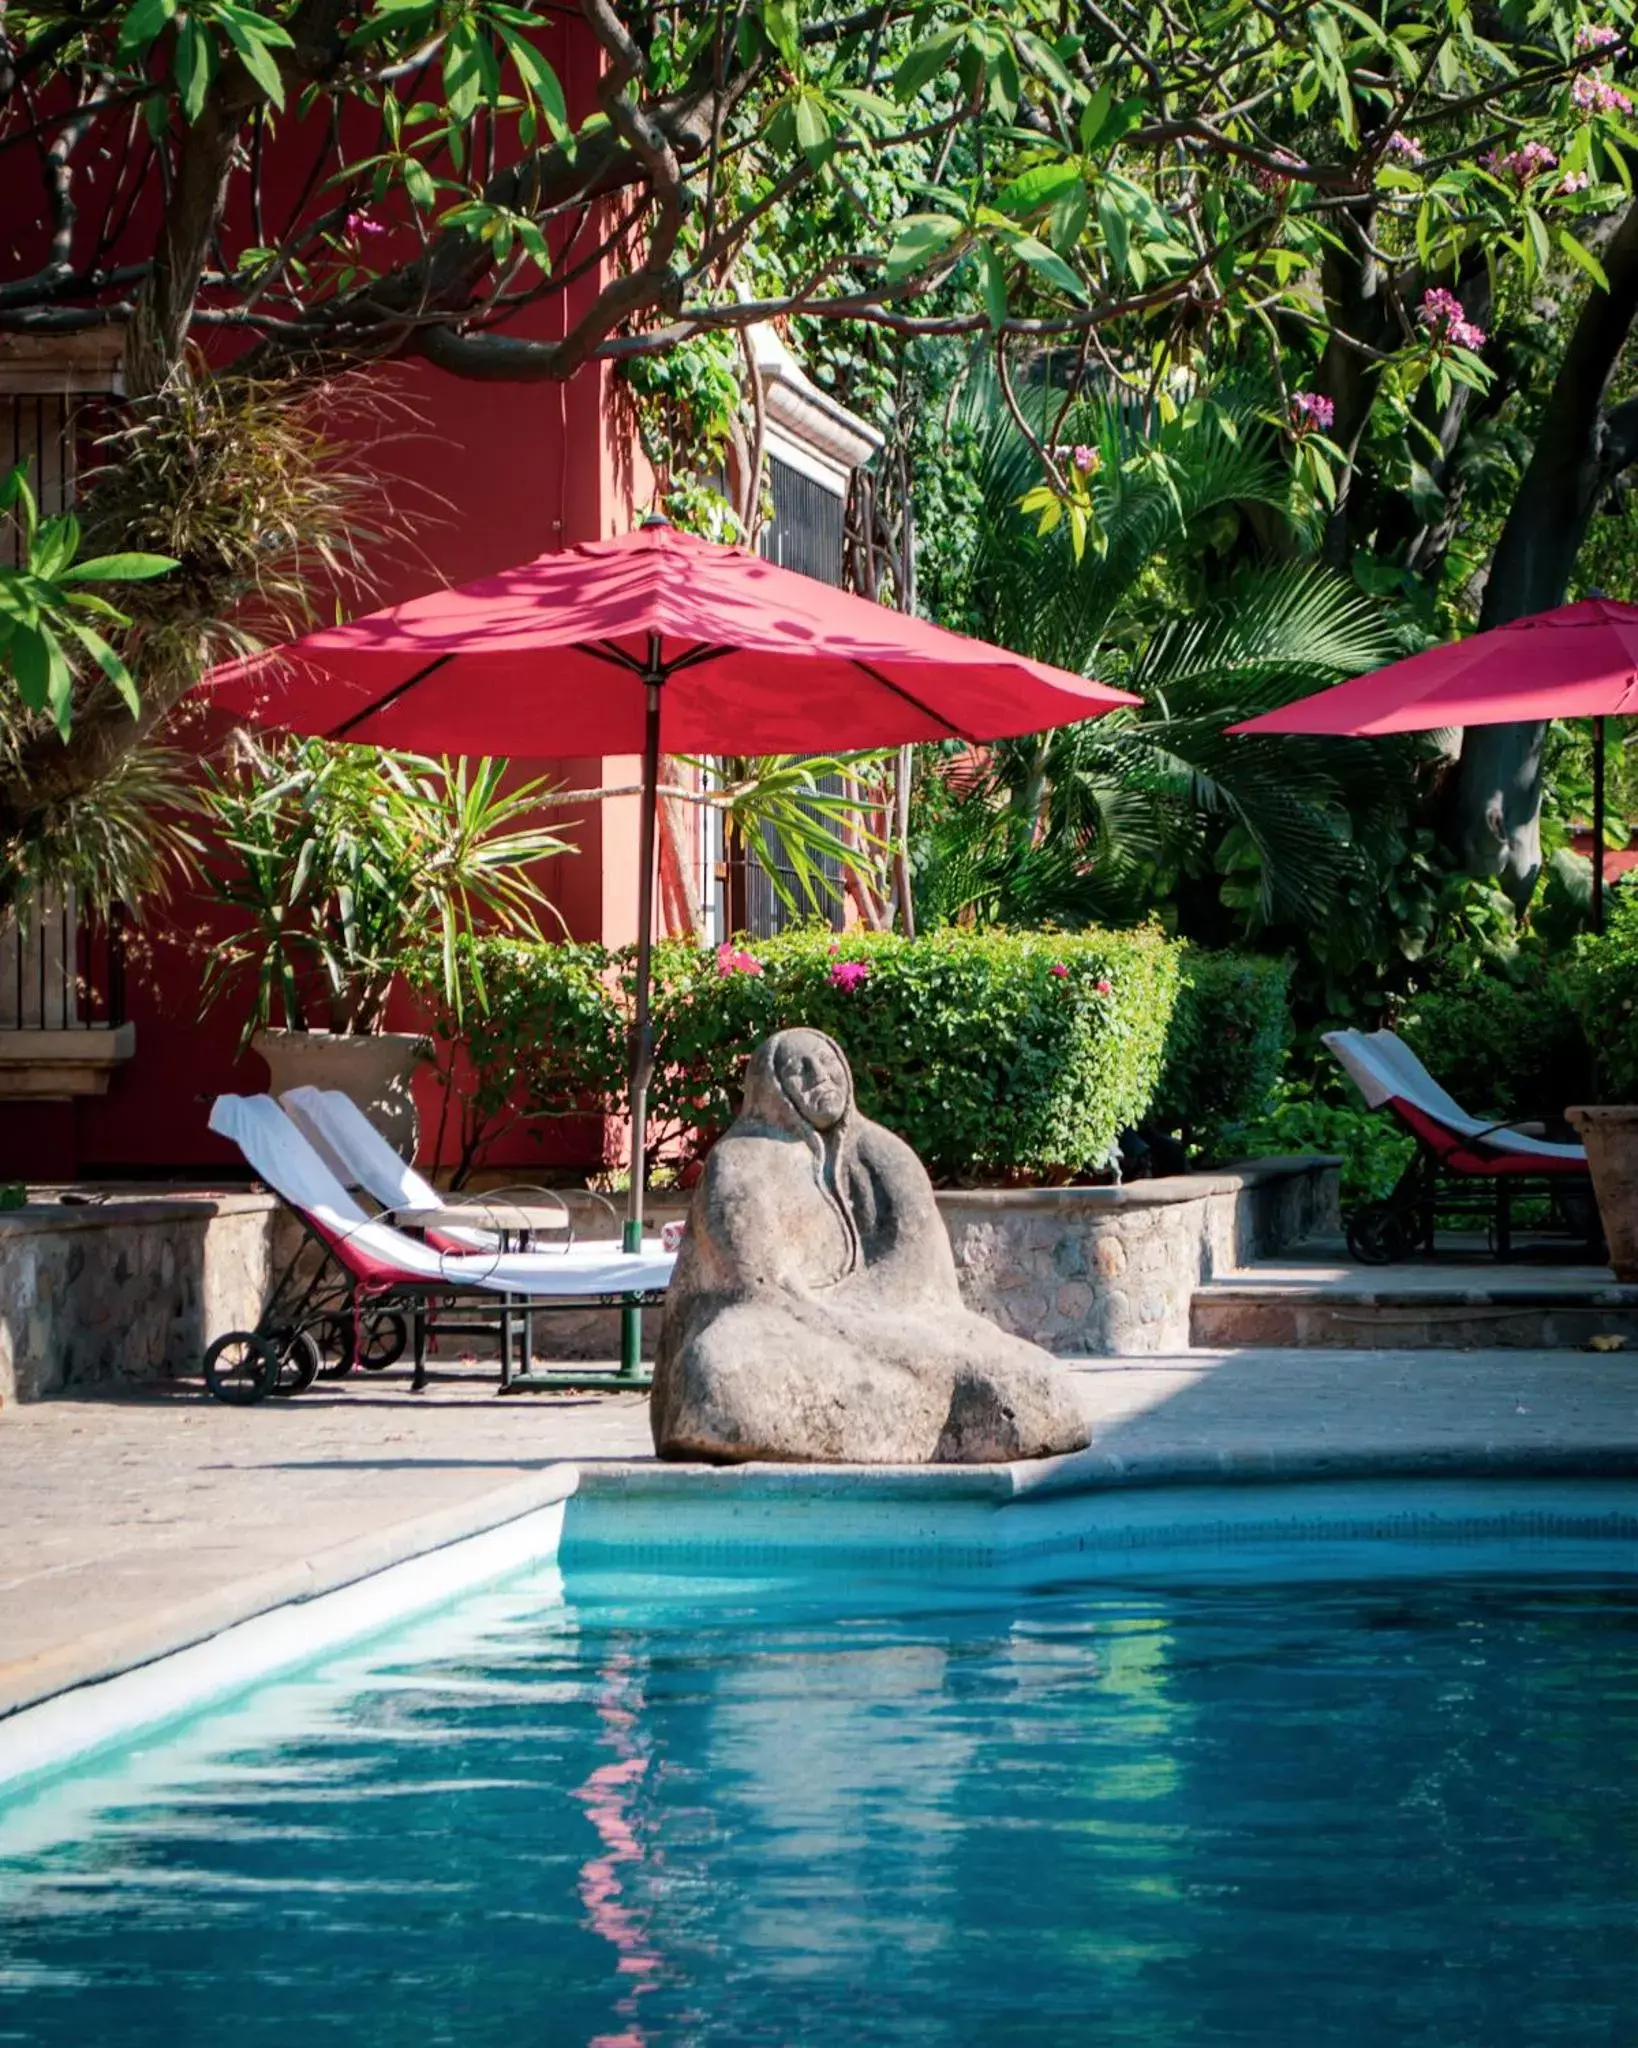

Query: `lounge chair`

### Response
(280, 1085, 573, 1255)
(1323, 1028, 1597, 1263)
(206, 1094, 674, 1402)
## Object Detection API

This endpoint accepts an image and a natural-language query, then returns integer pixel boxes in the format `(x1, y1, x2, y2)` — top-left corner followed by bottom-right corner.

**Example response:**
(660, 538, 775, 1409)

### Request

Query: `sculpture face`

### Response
(777, 1035, 850, 1132)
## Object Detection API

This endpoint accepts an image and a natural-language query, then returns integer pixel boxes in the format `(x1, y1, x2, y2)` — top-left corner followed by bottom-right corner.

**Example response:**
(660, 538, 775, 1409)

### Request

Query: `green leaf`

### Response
(66, 621, 141, 718)
(1013, 27, 1076, 94)
(1559, 227, 1611, 291)
(30, 512, 80, 583)
(118, 0, 177, 59)
(497, 28, 567, 138)
(882, 211, 964, 284)
(175, 16, 215, 124)
(893, 25, 962, 102)
(759, 0, 799, 67)
(217, 10, 286, 107)
(792, 90, 833, 169)
(443, 17, 482, 124)
(994, 159, 1083, 220)
(975, 244, 1008, 330)
(1011, 232, 1088, 302)
(402, 156, 437, 209)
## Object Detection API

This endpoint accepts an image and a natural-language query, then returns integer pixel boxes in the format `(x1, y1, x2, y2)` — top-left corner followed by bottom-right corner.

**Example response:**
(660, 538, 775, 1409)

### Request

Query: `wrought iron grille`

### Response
(1, 392, 127, 1031)
(758, 454, 846, 584)
(0, 892, 125, 1030)
(729, 455, 850, 937)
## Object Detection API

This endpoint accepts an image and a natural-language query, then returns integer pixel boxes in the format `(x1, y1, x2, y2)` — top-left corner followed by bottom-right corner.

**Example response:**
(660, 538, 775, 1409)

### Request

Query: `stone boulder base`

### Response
(652, 1301, 1090, 1466)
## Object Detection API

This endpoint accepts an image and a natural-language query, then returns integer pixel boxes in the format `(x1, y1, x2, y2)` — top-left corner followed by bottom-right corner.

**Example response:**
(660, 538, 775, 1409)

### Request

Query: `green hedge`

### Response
(1569, 889, 1638, 1101)
(440, 925, 1185, 1183)
(1399, 968, 1594, 1120)
(1149, 950, 1294, 1155)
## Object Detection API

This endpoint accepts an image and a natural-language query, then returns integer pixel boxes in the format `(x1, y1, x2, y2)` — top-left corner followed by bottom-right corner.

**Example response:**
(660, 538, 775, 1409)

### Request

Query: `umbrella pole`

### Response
(1593, 715, 1607, 936)
(620, 666, 663, 1377)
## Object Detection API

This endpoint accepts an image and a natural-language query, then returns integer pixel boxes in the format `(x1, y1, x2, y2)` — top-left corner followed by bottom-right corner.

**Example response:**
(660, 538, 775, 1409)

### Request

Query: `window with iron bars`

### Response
(717, 455, 849, 940)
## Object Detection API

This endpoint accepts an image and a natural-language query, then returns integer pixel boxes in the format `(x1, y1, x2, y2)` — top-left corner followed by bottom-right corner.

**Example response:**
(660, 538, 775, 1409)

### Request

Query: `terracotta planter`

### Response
(253, 1028, 429, 1159)
(1567, 1105, 1638, 1279)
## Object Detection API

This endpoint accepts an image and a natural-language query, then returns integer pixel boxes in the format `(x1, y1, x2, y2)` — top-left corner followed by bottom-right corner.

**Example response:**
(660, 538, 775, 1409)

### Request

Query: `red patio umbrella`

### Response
(1227, 596, 1638, 928)
(208, 518, 1135, 1358)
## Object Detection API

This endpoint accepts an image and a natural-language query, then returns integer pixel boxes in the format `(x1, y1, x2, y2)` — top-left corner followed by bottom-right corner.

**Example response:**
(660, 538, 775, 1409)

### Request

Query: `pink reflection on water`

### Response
(574, 1658, 663, 2047)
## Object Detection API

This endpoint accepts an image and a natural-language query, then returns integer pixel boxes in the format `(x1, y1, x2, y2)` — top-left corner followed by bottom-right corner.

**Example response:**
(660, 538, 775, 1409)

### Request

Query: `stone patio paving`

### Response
(4, 1345, 1636, 1720)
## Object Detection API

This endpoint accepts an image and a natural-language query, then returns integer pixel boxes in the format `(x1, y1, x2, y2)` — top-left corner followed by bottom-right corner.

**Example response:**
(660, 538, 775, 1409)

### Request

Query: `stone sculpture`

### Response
(651, 1028, 1091, 1465)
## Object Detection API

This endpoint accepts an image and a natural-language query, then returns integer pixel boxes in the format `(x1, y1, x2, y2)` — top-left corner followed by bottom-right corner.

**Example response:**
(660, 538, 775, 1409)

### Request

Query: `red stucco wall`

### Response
(1, 18, 664, 1180)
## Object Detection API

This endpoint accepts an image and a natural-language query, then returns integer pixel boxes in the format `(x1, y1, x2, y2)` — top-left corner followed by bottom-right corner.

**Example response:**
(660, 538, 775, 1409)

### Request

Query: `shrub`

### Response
(1569, 889, 1638, 1101)
(1149, 951, 1293, 1157)
(1220, 1075, 1414, 1205)
(640, 924, 1183, 1182)
(1399, 967, 1593, 1120)
(441, 924, 1184, 1185)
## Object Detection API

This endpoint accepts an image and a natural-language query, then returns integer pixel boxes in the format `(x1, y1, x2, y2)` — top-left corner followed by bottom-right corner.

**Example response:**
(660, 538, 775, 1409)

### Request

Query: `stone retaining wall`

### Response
(0, 1158, 1339, 1398)
(0, 1193, 280, 1404)
(942, 1158, 1340, 1356)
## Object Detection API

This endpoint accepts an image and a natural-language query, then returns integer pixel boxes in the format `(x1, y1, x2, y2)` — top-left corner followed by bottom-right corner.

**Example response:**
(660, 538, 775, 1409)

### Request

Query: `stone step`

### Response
(1191, 1255, 1638, 1351)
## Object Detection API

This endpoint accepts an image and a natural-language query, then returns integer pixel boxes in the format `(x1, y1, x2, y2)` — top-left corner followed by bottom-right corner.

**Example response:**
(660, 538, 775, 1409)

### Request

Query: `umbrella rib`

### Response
(850, 659, 975, 743)
(325, 653, 457, 740)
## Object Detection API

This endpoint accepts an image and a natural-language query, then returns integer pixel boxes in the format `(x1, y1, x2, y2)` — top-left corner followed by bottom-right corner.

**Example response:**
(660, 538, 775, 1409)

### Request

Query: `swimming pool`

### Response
(3, 1561, 1635, 2046)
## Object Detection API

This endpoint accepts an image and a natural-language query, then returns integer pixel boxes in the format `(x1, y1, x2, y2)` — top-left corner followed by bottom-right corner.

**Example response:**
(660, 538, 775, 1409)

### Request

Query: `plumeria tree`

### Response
(0, 0, 1635, 901)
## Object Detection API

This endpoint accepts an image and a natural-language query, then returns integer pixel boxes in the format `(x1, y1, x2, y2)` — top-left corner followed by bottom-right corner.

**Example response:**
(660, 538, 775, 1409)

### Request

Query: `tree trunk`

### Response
(1447, 195, 1638, 900)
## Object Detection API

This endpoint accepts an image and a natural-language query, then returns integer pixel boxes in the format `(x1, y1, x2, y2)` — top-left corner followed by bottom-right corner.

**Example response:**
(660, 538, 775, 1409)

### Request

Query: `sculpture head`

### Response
(771, 1028, 852, 1132)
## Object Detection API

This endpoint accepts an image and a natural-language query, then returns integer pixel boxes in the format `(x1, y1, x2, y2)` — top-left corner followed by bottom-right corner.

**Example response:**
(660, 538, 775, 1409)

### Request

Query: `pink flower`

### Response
(715, 942, 762, 976)
(1095, 977, 1112, 996)
(1071, 444, 1099, 475)
(1574, 72, 1633, 112)
(1385, 131, 1425, 164)
(1049, 962, 1070, 979)
(1576, 24, 1620, 52)
(1483, 141, 1558, 183)
(1290, 391, 1335, 434)
(1419, 286, 1487, 353)
(829, 959, 870, 993)
(1561, 169, 1592, 193)
(344, 210, 386, 238)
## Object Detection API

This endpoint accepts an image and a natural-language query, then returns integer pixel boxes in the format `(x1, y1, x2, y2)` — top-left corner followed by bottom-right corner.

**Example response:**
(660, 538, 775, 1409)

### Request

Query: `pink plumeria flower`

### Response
(1561, 169, 1593, 193)
(1574, 72, 1633, 112)
(1071, 444, 1099, 475)
(1290, 391, 1335, 435)
(1419, 286, 1487, 353)
(344, 210, 386, 238)
(1575, 23, 1620, 52)
(1384, 131, 1425, 164)
(828, 959, 870, 993)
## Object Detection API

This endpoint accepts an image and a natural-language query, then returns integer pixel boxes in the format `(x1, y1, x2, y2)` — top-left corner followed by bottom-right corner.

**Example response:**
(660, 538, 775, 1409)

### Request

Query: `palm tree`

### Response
(913, 381, 1418, 935)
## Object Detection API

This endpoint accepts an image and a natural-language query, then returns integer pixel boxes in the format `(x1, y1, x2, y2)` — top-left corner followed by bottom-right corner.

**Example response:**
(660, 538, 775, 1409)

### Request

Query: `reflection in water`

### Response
(575, 1649, 661, 2048)
(0, 1572, 1635, 2046)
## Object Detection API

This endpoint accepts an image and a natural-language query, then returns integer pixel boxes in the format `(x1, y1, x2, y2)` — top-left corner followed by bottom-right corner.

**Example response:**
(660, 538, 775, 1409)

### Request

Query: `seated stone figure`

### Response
(651, 1028, 1091, 1465)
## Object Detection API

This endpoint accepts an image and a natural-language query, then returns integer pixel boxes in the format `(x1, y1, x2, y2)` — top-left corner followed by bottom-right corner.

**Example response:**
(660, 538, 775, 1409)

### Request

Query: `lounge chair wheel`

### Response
(203, 1331, 279, 1404)
(272, 1328, 323, 1397)
(356, 1310, 408, 1371)
(1346, 1204, 1412, 1265)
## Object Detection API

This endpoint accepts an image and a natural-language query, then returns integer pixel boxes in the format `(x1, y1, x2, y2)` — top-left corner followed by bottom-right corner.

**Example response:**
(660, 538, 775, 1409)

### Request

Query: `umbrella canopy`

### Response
(211, 521, 1133, 750)
(1225, 597, 1638, 738)
(206, 519, 1134, 1372)
(1225, 595, 1637, 941)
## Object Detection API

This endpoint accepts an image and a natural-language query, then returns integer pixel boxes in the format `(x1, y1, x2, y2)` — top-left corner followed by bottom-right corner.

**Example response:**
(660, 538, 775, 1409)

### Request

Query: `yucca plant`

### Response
(201, 735, 575, 1041)
(915, 379, 1417, 932)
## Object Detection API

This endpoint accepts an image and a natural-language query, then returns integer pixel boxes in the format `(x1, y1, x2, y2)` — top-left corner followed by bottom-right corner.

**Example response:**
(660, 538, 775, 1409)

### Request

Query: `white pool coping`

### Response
(3, 1460, 1637, 1802)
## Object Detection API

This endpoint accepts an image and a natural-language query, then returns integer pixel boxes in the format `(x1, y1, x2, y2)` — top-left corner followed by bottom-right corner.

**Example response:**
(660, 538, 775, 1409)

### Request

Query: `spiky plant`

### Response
(0, 366, 402, 920)
(916, 381, 1417, 933)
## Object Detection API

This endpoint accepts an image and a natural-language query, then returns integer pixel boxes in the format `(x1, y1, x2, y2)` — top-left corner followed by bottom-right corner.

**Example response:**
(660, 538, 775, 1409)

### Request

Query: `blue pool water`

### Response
(2, 1567, 1637, 2046)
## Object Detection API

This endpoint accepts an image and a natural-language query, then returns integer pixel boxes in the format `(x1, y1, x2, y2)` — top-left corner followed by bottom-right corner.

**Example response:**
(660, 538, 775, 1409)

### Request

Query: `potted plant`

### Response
(202, 735, 571, 1152)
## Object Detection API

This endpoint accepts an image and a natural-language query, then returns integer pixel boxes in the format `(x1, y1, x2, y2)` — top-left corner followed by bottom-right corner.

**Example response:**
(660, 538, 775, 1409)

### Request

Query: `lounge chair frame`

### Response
(1324, 1030, 1601, 1265)
(205, 1096, 672, 1402)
